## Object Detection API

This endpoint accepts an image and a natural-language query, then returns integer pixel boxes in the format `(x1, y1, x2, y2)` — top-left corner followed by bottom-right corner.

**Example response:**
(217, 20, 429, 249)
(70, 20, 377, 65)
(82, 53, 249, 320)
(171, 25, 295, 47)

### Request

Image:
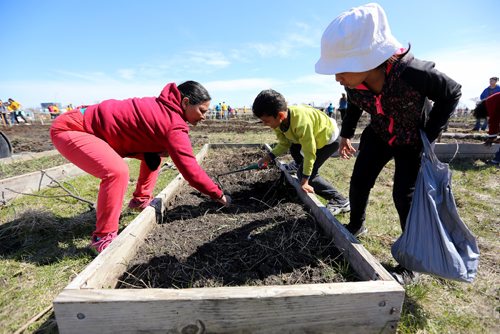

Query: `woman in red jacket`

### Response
(50, 81, 230, 253)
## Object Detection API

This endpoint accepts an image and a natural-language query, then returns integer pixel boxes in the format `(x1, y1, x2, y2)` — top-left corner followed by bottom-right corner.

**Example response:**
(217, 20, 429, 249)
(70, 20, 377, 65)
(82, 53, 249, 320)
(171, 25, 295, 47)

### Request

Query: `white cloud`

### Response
(185, 51, 231, 68)
(206, 78, 279, 91)
(117, 68, 136, 80)
(246, 22, 320, 58)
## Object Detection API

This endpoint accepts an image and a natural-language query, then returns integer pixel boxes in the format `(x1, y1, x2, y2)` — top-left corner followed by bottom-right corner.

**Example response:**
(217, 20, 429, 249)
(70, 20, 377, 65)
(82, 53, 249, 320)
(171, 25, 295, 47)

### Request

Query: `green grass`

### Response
(0, 155, 69, 179)
(0, 130, 498, 333)
(321, 157, 499, 334)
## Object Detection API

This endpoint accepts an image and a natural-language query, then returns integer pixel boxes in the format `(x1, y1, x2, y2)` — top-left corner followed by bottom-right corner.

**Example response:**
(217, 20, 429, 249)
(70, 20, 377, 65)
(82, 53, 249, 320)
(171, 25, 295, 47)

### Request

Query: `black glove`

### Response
(144, 152, 161, 171)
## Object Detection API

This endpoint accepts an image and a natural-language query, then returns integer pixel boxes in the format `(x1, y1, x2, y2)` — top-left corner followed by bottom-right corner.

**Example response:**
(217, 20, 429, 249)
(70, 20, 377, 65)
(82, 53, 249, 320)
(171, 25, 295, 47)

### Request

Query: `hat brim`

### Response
(315, 42, 402, 74)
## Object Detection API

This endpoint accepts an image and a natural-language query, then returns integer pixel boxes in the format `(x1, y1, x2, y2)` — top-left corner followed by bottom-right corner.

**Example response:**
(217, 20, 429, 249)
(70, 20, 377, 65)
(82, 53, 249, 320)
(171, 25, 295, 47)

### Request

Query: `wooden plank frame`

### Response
(54, 143, 405, 334)
(0, 162, 86, 203)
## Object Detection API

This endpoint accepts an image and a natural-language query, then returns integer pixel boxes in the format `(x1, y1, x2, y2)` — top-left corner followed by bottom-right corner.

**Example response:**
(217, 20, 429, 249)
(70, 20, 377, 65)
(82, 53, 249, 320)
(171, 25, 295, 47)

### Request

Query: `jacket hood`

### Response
(157, 83, 185, 120)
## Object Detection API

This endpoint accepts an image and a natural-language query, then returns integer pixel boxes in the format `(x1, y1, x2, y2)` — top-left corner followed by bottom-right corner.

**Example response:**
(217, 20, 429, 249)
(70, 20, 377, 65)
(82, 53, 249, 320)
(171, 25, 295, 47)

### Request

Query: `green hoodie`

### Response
(271, 105, 338, 177)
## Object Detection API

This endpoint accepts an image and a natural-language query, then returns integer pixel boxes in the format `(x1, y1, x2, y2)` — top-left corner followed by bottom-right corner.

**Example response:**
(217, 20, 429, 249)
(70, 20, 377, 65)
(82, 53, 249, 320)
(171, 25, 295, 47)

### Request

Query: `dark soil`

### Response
(1, 124, 54, 153)
(118, 147, 358, 289)
(190, 119, 268, 134)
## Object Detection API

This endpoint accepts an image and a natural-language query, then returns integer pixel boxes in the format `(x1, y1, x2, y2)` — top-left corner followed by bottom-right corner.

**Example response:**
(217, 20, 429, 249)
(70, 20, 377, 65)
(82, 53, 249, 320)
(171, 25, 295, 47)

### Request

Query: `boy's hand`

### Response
(339, 137, 356, 159)
(300, 178, 315, 194)
(258, 155, 271, 169)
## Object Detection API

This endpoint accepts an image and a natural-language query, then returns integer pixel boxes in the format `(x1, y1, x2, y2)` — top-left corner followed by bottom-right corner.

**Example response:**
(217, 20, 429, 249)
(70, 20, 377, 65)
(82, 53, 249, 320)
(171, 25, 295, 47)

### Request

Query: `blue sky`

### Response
(1, 0, 499, 110)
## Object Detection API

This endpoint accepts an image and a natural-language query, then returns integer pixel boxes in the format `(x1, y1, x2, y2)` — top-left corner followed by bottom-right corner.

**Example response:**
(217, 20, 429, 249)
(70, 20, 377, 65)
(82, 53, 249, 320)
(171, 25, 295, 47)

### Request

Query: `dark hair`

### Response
(177, 80, 211, 105)
(252, 89, 287, 118)
(491, 77, 499, 81)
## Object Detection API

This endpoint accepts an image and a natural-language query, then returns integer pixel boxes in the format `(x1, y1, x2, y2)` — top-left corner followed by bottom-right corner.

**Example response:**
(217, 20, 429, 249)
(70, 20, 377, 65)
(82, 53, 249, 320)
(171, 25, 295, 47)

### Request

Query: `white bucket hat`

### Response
(315, 3, 402, 75)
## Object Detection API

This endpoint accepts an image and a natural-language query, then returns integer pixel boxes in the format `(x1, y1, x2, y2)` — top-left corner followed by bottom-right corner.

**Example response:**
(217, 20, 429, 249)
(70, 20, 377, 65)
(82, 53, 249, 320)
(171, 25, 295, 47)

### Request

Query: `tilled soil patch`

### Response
(118, 147, 358, 289)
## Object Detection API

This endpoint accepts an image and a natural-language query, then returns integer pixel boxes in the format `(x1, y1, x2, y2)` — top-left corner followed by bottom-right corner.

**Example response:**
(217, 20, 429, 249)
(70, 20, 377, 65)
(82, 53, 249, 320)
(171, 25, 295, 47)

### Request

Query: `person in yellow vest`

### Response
(7, 98, 29, 124)
(221, 101, 228, 119)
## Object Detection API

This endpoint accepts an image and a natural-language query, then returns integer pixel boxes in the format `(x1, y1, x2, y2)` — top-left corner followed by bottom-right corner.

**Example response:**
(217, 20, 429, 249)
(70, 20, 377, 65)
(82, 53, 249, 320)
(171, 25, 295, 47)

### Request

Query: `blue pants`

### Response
(473, 118, 488, 131)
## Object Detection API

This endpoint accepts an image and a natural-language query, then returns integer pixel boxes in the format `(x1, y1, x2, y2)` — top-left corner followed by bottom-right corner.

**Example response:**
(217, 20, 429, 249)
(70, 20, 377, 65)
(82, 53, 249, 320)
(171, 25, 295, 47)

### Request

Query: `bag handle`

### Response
(420, 130, 438, 163)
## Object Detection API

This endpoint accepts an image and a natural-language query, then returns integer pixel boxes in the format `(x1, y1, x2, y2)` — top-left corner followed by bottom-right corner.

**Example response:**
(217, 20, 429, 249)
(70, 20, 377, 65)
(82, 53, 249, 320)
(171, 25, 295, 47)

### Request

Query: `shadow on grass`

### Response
(399, 292, 429, 332)
(446, 157, 496, 171)
(0, 208, 96, 264)
(379, 261, 429, 332)
(33, 312, 58, 334)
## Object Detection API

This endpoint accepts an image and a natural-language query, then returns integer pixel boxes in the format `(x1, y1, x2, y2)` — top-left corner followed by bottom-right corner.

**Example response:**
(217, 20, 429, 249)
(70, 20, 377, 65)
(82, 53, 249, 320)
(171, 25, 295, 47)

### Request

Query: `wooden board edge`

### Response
(54, 281, 404, 334)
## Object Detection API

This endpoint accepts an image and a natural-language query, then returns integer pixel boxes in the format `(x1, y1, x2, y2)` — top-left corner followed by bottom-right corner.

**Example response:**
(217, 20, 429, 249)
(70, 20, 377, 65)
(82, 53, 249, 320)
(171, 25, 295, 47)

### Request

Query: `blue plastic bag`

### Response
(391, 131, 480, 282)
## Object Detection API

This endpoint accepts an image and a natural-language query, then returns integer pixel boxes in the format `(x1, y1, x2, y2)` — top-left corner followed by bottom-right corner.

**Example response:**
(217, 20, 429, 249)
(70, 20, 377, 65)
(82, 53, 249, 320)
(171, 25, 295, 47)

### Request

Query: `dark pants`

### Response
(290, 141, 347, 204)
(348, 126, 422, 232)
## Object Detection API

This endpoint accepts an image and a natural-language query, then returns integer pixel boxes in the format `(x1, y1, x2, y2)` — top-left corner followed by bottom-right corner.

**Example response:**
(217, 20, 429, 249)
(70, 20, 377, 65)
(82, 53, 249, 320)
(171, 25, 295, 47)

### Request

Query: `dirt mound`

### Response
(1, 124, 53, 153)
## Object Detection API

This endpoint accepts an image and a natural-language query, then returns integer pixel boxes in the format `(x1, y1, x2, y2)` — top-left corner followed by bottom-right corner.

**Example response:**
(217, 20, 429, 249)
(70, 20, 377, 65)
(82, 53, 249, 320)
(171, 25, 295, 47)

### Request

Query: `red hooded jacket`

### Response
(82, 83, 222, 199)
(486, 92, 500, 136)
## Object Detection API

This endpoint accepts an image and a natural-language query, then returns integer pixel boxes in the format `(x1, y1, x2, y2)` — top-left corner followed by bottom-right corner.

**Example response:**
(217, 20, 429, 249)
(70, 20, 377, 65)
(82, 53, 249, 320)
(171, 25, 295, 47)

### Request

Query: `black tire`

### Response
(0, 131, 13, 158)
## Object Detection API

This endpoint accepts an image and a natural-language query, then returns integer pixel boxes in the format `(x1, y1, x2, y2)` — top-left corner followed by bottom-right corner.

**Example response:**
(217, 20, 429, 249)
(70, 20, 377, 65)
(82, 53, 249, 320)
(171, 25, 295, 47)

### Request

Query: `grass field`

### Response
(0, 129, 499, 333)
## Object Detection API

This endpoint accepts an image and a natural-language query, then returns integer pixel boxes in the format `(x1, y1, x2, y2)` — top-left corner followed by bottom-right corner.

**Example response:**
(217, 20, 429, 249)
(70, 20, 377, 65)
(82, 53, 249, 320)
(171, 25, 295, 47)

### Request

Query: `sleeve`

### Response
(480, 88, 489, 101)
(486, 93, 500, 136)
(270, 129, 291, 157)
(339, 92, 363, 139)
(403, 58, 462, 142)
(294, 119, 317, 177)
(165, 127, 223, 199)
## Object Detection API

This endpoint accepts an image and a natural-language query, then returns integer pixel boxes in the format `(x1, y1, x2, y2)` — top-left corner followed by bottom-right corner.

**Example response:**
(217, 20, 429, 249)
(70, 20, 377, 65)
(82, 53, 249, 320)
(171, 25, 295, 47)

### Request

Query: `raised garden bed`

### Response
(53, 143, 405, 333)
(118, 148, 358, 289)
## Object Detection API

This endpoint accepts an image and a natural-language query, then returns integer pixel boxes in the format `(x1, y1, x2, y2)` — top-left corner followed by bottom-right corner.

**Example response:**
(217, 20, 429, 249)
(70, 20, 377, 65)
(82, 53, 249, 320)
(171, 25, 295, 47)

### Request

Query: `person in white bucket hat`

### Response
(315, 3, 462, 284)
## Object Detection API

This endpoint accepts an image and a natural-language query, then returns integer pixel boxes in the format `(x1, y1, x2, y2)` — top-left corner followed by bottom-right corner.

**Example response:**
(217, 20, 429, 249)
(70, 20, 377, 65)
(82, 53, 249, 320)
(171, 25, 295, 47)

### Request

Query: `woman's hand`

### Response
(217, 194, 232, 207)
(339, 137, 357, 159)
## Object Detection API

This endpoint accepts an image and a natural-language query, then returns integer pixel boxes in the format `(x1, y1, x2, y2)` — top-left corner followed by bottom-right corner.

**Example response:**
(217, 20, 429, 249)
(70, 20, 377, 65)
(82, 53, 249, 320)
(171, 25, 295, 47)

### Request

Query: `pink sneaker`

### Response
(90, 231, 118, 253)
(128, 198, 152, 211)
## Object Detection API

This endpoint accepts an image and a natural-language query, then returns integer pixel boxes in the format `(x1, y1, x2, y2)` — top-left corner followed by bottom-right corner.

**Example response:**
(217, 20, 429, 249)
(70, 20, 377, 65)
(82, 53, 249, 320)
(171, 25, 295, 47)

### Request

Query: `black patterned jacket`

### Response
(340, 53, 462, 146)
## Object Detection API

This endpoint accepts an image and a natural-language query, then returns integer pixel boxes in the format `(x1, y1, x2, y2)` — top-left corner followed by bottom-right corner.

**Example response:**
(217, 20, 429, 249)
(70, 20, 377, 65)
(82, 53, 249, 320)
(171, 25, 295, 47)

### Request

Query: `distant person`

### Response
(221, 101, 228, 120)
(215, 103, 221, 119)
(253, 89, 350, 215)
(315, 3, 461, 284)
(0, 100, 10, 126)
(476, 92, 500, 165)
(7, 98, 29, 124)
(474, 77, 500, 131)
(326, 103, 334, 118)
(338, 93, 348, 121)
(480, 76, 500, 100)
(48, 104, 60, 119)
(50, 81, 231, 253)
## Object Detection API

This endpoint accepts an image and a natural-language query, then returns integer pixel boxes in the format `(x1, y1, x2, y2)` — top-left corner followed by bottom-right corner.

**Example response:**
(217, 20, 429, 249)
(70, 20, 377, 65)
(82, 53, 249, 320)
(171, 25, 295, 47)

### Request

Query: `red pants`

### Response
(50, 110, 159, 236)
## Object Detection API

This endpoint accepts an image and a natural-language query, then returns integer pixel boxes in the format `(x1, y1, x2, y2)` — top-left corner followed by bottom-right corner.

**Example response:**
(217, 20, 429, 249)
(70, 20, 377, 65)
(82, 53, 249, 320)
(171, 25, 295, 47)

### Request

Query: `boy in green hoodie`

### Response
(253, 89, 349, 215)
